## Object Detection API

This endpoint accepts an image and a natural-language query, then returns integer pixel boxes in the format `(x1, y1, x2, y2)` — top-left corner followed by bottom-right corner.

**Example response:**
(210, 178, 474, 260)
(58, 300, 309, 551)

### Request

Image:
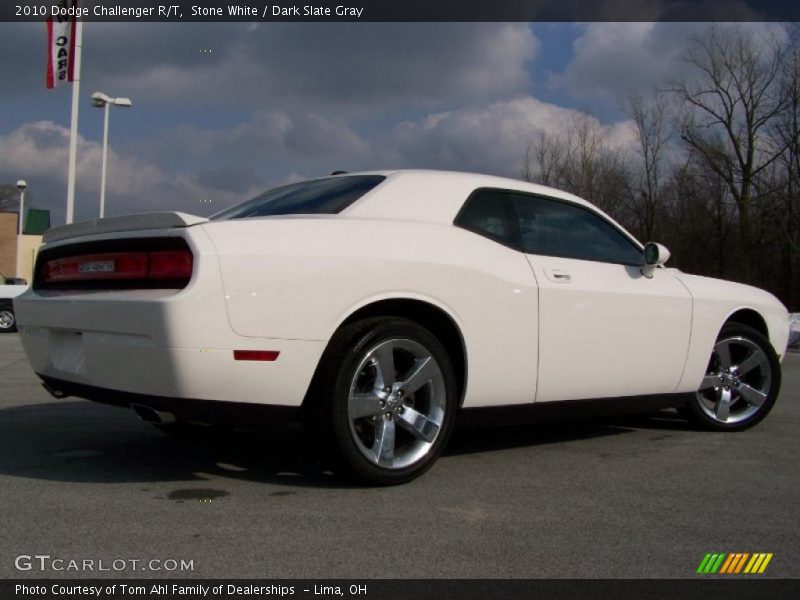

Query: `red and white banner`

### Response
(46, 0, 78, 89)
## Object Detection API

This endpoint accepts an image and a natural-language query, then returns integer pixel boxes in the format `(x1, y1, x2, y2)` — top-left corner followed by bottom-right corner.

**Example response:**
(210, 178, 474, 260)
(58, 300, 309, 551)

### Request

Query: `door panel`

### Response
(528, 255, 692, 402)
(453, 187, 693, 406)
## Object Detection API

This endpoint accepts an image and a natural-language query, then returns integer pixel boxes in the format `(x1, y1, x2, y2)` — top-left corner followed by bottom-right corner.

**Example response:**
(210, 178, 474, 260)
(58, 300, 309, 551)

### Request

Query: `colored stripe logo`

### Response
(697, 553, 773, 574)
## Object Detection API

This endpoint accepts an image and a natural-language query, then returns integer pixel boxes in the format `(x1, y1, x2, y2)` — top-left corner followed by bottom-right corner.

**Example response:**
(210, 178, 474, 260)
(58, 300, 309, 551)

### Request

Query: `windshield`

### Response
(211, 175, 386, 221)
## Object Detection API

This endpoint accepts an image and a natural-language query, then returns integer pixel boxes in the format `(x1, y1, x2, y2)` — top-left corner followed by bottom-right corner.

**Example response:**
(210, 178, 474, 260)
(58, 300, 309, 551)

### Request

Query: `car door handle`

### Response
(544, 268, 572, 283)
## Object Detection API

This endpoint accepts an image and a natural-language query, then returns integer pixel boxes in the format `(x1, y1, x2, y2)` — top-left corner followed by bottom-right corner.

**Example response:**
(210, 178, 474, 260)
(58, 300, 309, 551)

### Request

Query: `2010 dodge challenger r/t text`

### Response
(15, 170, 790, 484)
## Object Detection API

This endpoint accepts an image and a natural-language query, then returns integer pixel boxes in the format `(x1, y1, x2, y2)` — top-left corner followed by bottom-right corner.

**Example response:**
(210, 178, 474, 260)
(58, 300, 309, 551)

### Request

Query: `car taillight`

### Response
(147, 251, 194, 280)
(44, 250, 193, 285)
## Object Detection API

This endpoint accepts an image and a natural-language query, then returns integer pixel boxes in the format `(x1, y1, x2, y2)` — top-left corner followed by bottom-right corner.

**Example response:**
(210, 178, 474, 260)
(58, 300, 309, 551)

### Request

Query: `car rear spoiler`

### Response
(43, 212, 209, 244)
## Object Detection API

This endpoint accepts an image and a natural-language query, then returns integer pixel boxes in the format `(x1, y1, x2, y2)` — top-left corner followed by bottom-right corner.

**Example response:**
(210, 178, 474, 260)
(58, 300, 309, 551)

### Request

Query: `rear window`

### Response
(210, 175, 385, 221)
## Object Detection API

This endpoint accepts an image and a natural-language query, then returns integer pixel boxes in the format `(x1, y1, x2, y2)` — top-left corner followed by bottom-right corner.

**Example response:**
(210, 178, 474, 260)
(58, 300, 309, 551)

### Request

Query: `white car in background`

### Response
(14, 170, 790, 484)
(0, 275, 27, 333)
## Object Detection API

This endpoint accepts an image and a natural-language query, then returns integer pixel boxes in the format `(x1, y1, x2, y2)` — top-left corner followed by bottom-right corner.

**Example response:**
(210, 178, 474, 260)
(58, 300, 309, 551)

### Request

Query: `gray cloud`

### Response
(0, 23, 537, 117)
(552, 22, 786, 106)
(550, 23, 698, 103)
(0, 20, 546, 226)
(0, 94, 638, 225)
(378, 97, 635, 176)
(4, 21, 714, 228)
(0, 120, 247, 223)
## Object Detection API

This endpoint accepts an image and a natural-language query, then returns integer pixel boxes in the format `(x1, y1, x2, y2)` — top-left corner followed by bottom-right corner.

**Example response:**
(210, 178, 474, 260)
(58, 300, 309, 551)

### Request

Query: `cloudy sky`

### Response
(0, 21, 739, 224)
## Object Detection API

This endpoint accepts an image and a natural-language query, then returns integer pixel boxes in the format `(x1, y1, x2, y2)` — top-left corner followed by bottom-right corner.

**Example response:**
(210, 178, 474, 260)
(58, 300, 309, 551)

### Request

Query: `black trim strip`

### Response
(455, 393, 693, 428)
(38, 375, 299, 427)
(40, 374, 692, 430)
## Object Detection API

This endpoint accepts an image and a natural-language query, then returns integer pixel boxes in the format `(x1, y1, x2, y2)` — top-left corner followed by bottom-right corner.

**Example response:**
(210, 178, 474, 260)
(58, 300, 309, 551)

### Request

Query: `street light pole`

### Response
(91, 92, 132, 219)
(99, 101, 110, 218)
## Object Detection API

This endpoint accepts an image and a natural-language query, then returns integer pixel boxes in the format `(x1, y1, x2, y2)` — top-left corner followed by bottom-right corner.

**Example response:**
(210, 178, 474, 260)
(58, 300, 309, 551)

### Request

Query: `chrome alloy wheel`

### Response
(696, 336, 772, 424)
(0, 309, 14, 330)
(347, 338, 446, 470)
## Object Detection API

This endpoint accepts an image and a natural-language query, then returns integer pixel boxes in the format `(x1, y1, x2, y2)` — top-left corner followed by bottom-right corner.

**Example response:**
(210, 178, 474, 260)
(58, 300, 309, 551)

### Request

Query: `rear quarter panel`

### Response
(202, 218, 539, 407)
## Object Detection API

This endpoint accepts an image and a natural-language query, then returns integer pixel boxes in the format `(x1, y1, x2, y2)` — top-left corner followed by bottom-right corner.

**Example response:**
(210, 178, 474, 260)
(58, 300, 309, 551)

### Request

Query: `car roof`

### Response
(342, 169, 623, 228)
(337, 169, 643, 248)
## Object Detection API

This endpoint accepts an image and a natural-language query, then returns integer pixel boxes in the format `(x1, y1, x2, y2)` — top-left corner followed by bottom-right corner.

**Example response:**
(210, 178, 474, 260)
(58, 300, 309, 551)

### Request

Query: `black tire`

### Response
(306, 317, 457, 485)
(684, 322, 781, 431)
(0, 302, 16, 333)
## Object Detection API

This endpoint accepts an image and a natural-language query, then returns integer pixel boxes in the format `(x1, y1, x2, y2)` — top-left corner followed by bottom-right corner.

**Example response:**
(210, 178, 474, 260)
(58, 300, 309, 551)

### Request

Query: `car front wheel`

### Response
(686, 323, 781, 431)
(309, 317, 457, 485)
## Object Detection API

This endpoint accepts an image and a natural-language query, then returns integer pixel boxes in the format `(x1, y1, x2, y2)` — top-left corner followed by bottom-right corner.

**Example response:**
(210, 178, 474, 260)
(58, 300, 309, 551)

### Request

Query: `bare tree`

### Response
(621, 90, 672, 242)
(763, 23, 800, 305)
(664, 150, 737, 278)
(668, 24, 791, 281)
(517, 25, 800, 309)
(522, 130, 566, 186)
(0, 184, 23, 212)
(522, 113, 630, 216)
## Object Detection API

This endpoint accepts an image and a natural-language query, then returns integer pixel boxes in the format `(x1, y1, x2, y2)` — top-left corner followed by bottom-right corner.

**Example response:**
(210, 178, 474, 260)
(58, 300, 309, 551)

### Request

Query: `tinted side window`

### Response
(511, 194, 643, 265)
(455, 190, 515, 246)
(211, 175, 385, 220)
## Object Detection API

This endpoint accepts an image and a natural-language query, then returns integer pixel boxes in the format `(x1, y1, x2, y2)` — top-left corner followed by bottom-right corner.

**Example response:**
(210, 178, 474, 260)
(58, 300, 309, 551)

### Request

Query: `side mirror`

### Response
(641, 242, 670, 278)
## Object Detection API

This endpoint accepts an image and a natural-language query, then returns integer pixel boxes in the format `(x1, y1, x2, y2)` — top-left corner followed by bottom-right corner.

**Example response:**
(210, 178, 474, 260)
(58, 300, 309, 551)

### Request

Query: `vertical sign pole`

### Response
(65, 18, 82, 224)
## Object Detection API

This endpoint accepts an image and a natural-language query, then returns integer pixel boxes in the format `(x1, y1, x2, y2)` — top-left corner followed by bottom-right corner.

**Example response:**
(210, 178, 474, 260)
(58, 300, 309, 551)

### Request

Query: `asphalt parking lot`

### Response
(1, 332, 798, 579)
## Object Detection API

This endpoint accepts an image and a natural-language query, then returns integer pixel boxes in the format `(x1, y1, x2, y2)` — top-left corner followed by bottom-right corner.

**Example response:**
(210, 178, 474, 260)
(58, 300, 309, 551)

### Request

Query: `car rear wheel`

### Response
(685, 323, 781, 431)
(309, 317, 457, 485)
(0, 302, 16, 333)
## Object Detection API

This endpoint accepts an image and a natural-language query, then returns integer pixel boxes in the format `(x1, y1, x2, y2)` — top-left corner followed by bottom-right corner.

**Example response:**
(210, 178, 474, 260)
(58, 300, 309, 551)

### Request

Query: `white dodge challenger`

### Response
(15, 170, 790, 484)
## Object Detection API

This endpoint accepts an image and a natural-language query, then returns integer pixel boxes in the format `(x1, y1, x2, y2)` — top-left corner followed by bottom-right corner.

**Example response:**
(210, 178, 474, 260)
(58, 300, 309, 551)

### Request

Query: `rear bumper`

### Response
(20, 324, 325, 406)
(15, 228, 326, 407)
(38, 375, 299, 427)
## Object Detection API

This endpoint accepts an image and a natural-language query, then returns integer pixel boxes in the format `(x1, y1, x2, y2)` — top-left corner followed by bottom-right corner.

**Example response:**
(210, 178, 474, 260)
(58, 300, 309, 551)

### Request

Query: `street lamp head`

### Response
(16, 180, 27, 191)
(92, 92, 132, 108)
(91, 91, 111, 107)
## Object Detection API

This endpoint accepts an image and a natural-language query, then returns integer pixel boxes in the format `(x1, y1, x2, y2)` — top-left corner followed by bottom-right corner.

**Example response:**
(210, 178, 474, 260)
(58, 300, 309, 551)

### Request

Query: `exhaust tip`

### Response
(131, 403, 176, 425)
